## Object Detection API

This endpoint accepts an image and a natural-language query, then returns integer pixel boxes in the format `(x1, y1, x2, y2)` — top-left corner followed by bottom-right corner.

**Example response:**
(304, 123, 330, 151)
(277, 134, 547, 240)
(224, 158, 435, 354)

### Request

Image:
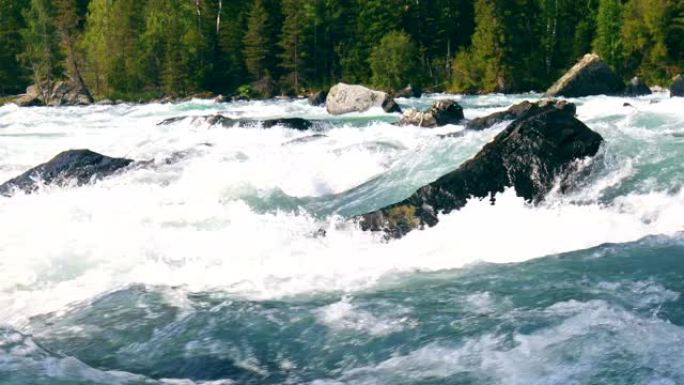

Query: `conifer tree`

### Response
(370, 31, 420, 90)
(279, 0, 305, 91)
(243, 0, 269, 80)
(593, 0, 623, 71)
(19, 0, 62, 101)
(0, 0, 30, 94)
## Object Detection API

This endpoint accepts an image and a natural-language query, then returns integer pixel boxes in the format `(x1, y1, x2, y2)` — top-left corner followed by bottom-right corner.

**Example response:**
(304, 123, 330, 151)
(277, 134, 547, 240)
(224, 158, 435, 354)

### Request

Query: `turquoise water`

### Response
(0, 93, 683, 384)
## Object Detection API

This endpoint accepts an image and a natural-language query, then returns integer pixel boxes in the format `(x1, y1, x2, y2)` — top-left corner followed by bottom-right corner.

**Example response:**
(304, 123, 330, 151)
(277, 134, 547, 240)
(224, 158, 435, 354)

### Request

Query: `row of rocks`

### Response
(2, 101, 604, 244)
(157, 114, 317, 131)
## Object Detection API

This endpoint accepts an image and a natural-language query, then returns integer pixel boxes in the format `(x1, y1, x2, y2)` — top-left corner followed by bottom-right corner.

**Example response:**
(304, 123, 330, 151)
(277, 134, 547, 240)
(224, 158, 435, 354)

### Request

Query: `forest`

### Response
(0, 0, 683, 100)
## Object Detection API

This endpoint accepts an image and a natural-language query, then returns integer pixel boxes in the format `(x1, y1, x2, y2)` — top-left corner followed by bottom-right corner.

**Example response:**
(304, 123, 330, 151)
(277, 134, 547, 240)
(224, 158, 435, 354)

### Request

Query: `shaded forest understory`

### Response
(0, 0, 683, 100)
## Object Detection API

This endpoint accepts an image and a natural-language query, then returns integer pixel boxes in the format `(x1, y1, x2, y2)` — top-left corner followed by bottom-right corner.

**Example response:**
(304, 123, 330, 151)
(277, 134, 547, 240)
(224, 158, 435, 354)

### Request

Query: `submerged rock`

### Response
(625, 77, 652, 96)
(308, 90, 328, 106)
(0, 149, 133, 196)
(356, 107, 603, 239)
(157, 114, 316, 131)
(466, 99, 576, 131)
(325, 83, 401, 115)
(400, 100, 464, 127)
(546, 53, 624, 97)
(671, 75, 684, 97)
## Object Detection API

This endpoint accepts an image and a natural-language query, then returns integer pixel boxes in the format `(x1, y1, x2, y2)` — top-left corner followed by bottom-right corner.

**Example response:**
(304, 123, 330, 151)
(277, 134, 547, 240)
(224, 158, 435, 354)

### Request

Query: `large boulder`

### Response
(671, 75, 684, 97)
(400, 99, 464, 127)
(546, 53, 624, 97)
(624, 76, 651, 96)
(356, 107, 603, 239)
(0, 150, 133, 196)
(466, 99, 576, 131)
(325, 83, 401, 115)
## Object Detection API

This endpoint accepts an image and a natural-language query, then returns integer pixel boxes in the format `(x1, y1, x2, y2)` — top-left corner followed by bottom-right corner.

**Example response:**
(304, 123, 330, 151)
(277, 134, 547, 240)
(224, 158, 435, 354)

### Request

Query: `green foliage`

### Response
(370, 31, 420, 91)
(593, 0, 623, 71)
(243, 0, 269, 80)
(18, 0, 62, 100)
(3, 0, 684, 99)
(622, 0, 681, 83)
(278, 0, 305, 91)
(0, 0, 30, 94)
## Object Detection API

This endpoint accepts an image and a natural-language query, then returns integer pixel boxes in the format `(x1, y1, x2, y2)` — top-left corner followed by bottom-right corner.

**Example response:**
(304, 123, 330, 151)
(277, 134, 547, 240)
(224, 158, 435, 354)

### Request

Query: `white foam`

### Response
(1, 95, 683, 329)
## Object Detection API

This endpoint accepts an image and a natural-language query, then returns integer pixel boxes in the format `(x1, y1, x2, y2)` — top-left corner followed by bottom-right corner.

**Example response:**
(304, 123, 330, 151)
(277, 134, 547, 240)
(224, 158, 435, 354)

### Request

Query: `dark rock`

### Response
(466, 99, 576, 131)
(546, 53, 624, 97)
(624, 76, 651, 96)
(400, 99, 464, 127)
(623, 102, 633, 107)
(395, 84, 422, 98)
(0, 150, 133, 196)
(157, 114, 317, 130)
(262, 118, 313, 131)
(381, 97, 402, 113)
(326, 83, 401, 115)
(356, 107, 603, 239)
(671, 75, 684, 97)
(308, 90, 328, 106)
(282, 134, 328, 146)
(432, 100, 464, 126)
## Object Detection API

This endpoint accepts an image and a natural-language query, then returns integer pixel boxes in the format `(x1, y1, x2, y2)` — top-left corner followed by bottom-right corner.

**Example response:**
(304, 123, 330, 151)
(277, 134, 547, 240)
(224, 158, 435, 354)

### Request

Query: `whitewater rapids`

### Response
(0, 93, 683, 385)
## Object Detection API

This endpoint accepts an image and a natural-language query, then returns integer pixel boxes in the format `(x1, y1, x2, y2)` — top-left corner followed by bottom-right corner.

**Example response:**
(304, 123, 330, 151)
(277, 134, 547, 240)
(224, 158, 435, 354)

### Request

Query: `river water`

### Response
(1, 93, 683, 384)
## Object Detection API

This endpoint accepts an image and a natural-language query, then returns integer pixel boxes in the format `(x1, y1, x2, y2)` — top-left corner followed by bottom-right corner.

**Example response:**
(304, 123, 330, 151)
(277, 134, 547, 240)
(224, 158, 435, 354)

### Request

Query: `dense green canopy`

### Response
(1, 0, 682, 98)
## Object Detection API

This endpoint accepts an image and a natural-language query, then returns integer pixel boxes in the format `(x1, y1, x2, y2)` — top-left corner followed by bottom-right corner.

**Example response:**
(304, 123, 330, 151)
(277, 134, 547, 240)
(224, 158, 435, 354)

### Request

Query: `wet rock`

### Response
(0, 149, 133, 196)
(157, 114, 316, 131)
(671, 75, 684, 97)
(395, 84, 422, 98)
(282, 134, 328, 146)
(625, 76, 651, 96)
(325, 83, 401, 115)
(262, 118, 313, 131)
(466, 99, 576, 131)
(546, 53, 624, 97)
(356, 107, 603, 239)
(400, 99, 464, 127)
(308, 90, 328, 106)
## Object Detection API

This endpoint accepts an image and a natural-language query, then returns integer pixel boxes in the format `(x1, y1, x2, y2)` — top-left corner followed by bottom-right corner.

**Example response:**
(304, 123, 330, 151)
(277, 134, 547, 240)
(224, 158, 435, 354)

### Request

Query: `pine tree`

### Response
(0, 0, 30, 94)
(370, 31, 420, 90)
(54, 0, 91, 100)
(80, 0, 113, 97)
(141, 0, 203, 96)
(19, 0, 62, 102)
(279, 0, 305, 91)
(243, 0, 269, 80)
(593, 0, 623, 71)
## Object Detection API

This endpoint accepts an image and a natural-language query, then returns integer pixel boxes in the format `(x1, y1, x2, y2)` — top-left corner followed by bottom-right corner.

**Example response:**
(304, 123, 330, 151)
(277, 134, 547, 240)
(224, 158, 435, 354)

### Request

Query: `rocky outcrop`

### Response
(157, 114, 316, 131)
(14, 81, 94, 107)
(546, 53, 624, 97)
(624, 76, 651, 96)
(466, 99, 576, 131)
(400, 100, 464, 127)
(0, 150, 133, 196)
(325, 83, 401, 115)
(671, 75, 684, 97)
(308, 90, 328, 106)
(356, 107, 603, 239)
